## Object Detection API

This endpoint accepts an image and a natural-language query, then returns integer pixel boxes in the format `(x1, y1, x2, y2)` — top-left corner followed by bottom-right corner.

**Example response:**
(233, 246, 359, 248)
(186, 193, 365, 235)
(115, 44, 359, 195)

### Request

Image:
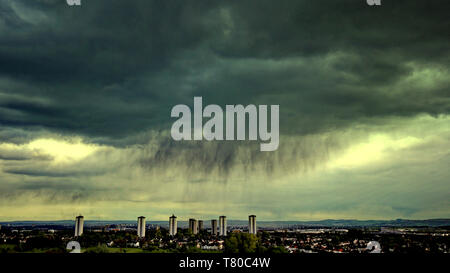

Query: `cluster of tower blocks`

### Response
(74, 215, 257, 238)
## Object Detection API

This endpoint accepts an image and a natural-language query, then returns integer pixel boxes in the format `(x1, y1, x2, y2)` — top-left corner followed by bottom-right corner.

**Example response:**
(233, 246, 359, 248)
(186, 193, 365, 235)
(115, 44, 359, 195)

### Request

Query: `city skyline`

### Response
(3, 215, 448, 255)
(71, 214, 257, 237)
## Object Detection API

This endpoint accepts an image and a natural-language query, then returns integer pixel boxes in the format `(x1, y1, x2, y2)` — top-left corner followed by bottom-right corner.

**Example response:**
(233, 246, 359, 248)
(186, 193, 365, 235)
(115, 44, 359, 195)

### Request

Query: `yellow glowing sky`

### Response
(27, 138, 100, 163)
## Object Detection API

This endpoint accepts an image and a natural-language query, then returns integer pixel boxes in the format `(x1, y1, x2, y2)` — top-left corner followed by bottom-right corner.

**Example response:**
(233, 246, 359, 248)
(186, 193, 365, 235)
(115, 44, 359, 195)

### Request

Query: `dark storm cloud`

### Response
(0, 0, 216, 82)
(1, 0, 449, 221)
(212, 0, 449, 60)
(0, 0, 448, 144)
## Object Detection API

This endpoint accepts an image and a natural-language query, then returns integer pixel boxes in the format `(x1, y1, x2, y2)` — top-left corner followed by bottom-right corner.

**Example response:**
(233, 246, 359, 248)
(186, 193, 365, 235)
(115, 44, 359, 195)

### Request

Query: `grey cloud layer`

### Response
(0, 0, 449, 219)
(0, 0, 448, 144)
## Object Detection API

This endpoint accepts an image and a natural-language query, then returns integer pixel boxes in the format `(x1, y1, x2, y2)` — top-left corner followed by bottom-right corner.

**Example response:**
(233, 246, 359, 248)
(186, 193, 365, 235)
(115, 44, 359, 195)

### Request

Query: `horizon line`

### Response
(1, 217, 449, 223)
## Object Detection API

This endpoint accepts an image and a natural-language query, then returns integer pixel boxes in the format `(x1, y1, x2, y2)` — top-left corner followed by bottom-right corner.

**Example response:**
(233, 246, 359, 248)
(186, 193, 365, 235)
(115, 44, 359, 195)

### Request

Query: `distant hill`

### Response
(1, 218, 449, 228)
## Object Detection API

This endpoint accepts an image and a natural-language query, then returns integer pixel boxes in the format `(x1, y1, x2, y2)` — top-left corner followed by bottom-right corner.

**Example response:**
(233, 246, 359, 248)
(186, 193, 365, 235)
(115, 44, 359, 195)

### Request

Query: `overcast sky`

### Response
(0, 0, 448, 221)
